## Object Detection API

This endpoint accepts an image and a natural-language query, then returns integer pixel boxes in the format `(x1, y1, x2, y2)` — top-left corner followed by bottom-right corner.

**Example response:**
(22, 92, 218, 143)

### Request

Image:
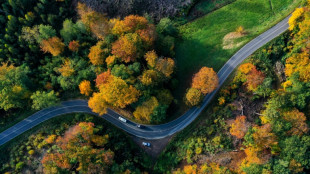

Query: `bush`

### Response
(15, 162, 24, 171)
(28, 150, 35, 156)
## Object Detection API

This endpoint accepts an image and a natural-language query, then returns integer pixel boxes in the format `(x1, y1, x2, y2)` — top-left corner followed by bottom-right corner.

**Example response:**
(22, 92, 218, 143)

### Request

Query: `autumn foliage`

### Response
(57, 59, 74, 77)
(230, 115, 249, 139)
(144, 50, 158, 68)
(40, 37, 65, 56)
(95, 70, 112, 87)
(112, 33, 142, 63)
(68, 40, 80, 52)
(235, 63, 265, 91)
(192, 67, 219, 95)
(41, 122, 114, 173)
(79, 80, 92, 96)
(283, 109, 309, 136)
(185, 88, 203, 106)
(89, 76, 140, 115)
(112, 15, 148, 35)
(155, 58, 175, 78)
(133, 97, 159, 123)
(285, 5, 310, 82)
(88, 41, 109, 65)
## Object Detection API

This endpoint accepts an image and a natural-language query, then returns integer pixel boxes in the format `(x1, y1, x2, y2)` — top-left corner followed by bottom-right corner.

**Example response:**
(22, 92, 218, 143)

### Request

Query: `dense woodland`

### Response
(0, 0, 309, 173)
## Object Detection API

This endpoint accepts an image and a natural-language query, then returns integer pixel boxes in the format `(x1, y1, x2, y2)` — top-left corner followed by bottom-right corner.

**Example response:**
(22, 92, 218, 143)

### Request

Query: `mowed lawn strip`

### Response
(169, 0, 301, 119)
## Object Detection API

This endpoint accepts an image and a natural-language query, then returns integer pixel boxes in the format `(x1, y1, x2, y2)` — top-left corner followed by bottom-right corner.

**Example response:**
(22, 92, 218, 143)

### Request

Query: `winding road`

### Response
(0, 15, 290, 146)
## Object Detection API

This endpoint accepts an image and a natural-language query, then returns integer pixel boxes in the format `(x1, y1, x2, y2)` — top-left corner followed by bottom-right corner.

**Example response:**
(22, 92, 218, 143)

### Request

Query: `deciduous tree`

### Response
(57, 59, 74, 77)
(40, 37, 65, 56)
(0, 63, 30, 111)
(144, 50, 158, 68)
(283, 109, 309, 136)
(155, 58, 175, 78)
(230, 115, 249, 139)
(185, 88, 203, 106)
(140, 69, 159, 86)
(79, 80, 92, 96)
(112, 15, 148, 36)
(133, 97, 159, 123)
(111, 33, 142, 63)
(68, 40, 80, 52)
(192, 67, 219, 94)
(88, 41, 109, 65)
(95, 70, 112, 87)
(30, 90, 59, 110)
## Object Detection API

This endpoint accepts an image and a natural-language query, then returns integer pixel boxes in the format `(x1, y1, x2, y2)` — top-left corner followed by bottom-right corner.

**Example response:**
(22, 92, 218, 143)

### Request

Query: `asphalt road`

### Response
(0, 15, 290, 146)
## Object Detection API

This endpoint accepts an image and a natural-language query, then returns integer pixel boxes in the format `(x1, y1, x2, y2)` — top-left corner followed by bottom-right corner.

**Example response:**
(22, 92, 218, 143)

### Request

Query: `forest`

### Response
(0, 0, 309, 173)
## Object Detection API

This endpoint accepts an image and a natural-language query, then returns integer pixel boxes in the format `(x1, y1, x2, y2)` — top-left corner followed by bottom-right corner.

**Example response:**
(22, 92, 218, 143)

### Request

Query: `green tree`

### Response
(111, 64, 131, 80)
(38, 24, 56, 43)
(30, 90, 59, 110)
(60, 19, 86, 43)
(0, 64, 31, 111)
(280, 136, 310, 169)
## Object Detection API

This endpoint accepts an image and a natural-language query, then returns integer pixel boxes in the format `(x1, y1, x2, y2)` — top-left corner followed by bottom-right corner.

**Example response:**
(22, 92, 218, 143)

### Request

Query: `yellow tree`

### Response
(40, 37, 65, 56)
(88, 41, 109, 65)
(88, 92, 110, 115)
(133, 97, 159, 123)
(105, 55, 118, 67)
(139, 69, 159, 86)
(57, 59, 74, 77)
(288, 7, 305, 30)
(242, 146, 268, 166)
(111, 15, 149, 35)
(144, 50, 158, 68)
(79, 80, 92, 96)
(89, 76, 140, 115)
(185, 88, 203, 106)
(192, 67, 219, 94)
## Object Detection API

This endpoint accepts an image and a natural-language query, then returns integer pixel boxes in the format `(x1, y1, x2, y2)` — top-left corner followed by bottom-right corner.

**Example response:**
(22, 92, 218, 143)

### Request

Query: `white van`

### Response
(118, 117, 127, 123)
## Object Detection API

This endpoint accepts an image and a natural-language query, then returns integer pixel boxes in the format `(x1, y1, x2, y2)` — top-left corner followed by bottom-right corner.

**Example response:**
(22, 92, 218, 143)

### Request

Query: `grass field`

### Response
(173, 0, 301, 102)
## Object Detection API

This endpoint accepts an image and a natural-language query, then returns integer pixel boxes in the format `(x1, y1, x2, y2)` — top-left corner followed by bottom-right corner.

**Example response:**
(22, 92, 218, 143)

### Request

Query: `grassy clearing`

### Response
(172, 0, 301, 109)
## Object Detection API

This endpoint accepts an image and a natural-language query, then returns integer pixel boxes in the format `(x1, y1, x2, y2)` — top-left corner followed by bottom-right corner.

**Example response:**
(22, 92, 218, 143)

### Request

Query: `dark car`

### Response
(137, 124, 144, 128)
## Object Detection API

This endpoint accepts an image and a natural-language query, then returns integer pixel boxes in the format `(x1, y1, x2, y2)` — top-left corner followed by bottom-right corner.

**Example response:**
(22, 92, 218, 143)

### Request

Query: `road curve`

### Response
(0, 15, 290, 146)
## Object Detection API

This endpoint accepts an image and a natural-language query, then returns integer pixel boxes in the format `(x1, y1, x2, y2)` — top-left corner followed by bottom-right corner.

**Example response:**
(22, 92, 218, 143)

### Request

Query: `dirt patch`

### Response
(131, 135, 174, 159)
(223, 32, 246, 50)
